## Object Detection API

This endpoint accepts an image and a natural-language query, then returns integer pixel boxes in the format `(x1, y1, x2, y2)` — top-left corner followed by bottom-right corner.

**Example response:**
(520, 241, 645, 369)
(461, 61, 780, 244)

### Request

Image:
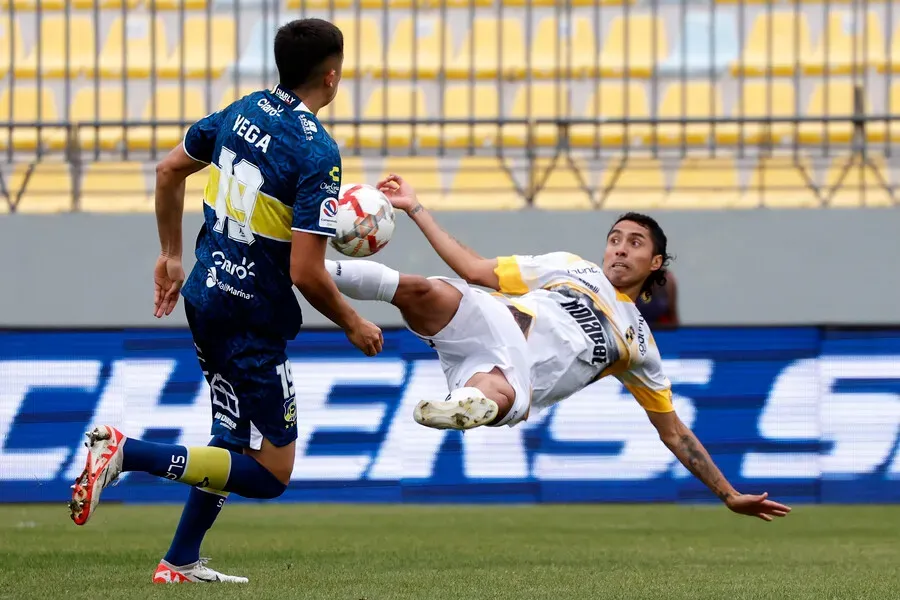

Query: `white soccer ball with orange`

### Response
(330, 183, 396, 257)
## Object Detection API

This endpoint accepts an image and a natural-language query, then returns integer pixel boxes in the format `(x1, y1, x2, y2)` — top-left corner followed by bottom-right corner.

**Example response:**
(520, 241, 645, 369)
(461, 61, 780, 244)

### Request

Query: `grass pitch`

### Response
(1, 503, 898, 600)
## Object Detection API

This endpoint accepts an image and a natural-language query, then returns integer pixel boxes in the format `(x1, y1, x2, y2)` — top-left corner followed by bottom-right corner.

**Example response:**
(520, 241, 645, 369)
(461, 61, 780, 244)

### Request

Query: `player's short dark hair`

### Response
(274, 18, 343, 90)
(610, 212, 674, 301)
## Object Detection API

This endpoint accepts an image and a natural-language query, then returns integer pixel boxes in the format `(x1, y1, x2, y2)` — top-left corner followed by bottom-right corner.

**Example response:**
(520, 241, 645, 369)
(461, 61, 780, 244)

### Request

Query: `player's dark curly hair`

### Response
(609, 212, 674, 302)
(275, 18, 344, 90)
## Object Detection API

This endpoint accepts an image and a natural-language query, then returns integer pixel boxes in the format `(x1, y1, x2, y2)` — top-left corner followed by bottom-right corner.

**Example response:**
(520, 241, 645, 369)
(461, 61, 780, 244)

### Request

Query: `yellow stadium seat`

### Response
(665, 158, 749, 209)
(731, 12, 811, 76)
(505, 0, 630, 5)
(654, 82, 739, 146)
(381, 157, 442, 207)
(823, 156, 894, 208)
(73, 0, 140, 7)
(571, 82, 652, 147)
(598, 158, 664, 209)
(160, 17, 237, 80)
(803, 12, 884, 75)
(80, 162, 152, 212)
(444, 157, 524, 210)
(531, 17, 598, 78)
(128, 88, 211, 150)
(447, 18, 526, 80)
(288, 0, 493, 8)
(56, 87, 126, 151)
(420, 85, 501, 149)
(339, 156, 367, 186)
(317, 88, 357, 147)
(865, 83, 900, 142)
(8, 162, 73, 213)
(334, 18, 382, 78)
(532, 157, 593, 209)
(0, 17, 26, 78)
(507, 84, 571, 147)
(598, 15, 667, 78)
(733, 82, 797, 144)
(95, 16, 169, 79)
(356, 86, 429, 149)
(16, 17, 95, 78)
(384, 17, 452, 79)
(747, 157, 820, 208)
(217, 85, 262, 111)
(0, 87, 62, 151)
(148, 0, 207, 8)
(0, 0, 138, 7)
(881, 24, 900, 73)
(797, 81, 860, 144)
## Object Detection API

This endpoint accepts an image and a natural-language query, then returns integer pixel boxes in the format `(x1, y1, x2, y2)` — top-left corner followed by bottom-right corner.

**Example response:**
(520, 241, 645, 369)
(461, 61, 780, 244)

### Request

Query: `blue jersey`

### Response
(180, 85, 341, 341)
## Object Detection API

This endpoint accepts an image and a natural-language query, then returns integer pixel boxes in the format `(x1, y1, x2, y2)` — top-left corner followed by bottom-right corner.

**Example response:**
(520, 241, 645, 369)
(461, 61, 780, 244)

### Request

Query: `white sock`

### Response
(325, 259, 400, 303)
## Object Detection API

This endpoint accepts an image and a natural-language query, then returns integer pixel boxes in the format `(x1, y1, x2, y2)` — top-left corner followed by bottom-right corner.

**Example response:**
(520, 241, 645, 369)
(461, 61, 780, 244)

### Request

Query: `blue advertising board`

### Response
(1, 327, 899, 505)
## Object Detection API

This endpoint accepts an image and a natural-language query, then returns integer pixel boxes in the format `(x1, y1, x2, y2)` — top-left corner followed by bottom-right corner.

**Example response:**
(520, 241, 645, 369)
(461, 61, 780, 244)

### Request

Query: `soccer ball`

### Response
(330, 183, 396, 257)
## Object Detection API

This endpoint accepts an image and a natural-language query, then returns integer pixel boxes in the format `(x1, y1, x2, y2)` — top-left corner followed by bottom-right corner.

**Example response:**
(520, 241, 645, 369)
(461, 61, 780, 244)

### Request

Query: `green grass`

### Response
(1, 503, 898, 600)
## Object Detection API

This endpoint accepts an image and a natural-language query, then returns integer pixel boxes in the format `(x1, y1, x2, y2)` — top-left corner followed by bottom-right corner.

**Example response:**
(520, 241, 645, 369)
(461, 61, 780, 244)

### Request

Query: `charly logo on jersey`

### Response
(205, 252, 255, 300)
(273, 86, 296, 107)
(319, 198, 339, 229)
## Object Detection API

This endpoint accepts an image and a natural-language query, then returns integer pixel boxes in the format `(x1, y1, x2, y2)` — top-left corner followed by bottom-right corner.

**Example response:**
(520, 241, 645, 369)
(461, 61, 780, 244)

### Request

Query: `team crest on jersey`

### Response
(283, 398, 297, 426)
(625, 326, 635, 343)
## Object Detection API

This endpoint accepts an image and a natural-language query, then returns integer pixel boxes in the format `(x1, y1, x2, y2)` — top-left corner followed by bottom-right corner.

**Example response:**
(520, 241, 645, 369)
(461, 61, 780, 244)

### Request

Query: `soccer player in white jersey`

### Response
(325, 174, 792, 521)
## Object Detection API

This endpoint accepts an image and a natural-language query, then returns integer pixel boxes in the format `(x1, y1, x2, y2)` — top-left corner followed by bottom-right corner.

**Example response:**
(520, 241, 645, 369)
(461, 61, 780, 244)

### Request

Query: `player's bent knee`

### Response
(393, 274, 434, 307)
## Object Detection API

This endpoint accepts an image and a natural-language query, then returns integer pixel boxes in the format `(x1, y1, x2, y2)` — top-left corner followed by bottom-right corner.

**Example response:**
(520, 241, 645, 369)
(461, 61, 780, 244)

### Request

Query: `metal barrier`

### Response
(0, 0, 896, 211)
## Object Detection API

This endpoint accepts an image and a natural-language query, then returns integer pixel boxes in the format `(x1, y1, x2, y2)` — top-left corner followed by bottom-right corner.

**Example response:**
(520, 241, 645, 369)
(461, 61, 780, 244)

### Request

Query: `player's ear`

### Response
(650, 254, 663, 272)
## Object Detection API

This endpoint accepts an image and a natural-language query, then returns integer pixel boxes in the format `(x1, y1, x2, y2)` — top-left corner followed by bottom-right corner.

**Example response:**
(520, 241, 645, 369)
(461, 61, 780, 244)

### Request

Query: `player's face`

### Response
(603, 220, 662, 289)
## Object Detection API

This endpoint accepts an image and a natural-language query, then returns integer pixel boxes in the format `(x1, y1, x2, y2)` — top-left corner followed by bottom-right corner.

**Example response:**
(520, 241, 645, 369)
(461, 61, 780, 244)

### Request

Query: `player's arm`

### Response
(377, 174, 500, 290)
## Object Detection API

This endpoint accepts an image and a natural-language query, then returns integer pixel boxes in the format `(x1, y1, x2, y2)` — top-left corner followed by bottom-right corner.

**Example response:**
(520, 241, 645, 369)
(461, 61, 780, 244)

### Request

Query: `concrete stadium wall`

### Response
(2, 209, 898, 327)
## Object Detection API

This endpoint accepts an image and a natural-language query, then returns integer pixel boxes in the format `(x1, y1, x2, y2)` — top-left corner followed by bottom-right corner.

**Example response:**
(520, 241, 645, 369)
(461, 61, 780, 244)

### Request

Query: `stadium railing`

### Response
(0, 0, 897, 212)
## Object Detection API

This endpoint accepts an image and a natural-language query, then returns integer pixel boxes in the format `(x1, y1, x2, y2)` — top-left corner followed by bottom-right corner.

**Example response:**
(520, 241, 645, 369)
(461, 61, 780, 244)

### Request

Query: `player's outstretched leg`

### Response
(326, 258, 517, 429)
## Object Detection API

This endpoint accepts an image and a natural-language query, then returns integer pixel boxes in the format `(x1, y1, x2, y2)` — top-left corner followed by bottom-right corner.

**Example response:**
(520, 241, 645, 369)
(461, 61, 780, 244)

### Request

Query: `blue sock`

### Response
(121, 437, 287, 499)
(162, 437, 238, 567)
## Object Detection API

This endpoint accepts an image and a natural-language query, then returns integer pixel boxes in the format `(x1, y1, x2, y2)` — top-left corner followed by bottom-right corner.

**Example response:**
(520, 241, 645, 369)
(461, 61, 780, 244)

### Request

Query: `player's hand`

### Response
(154, 253, 185, 319)
(725, 492, 792, 522)
(347, 317, 384, 357)
(376, 173, 419, 213)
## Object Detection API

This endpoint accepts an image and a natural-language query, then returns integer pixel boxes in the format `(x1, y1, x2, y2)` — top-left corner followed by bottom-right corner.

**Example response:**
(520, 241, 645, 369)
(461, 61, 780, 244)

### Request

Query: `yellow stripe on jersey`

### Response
(616, 291, 634, 304)
(494, 256, 529, 295)
(203, 164, 292, 242)
(621, 377, 674, 413)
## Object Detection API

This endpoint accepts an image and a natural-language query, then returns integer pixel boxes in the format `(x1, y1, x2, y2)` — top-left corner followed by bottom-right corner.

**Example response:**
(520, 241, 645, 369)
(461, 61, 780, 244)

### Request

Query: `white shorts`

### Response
(409, 277, 532, 427)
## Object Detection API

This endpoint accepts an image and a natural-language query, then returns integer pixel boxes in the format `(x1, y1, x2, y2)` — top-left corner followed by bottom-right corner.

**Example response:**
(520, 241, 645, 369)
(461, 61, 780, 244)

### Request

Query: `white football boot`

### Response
(153, 558, 249, 584)
(69, 425, 125, 526)
(413, 387, 499, 430)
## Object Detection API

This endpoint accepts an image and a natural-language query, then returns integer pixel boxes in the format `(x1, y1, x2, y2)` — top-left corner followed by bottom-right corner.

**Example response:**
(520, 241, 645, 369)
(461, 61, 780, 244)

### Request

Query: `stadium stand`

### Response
(0, 1, 896, 213)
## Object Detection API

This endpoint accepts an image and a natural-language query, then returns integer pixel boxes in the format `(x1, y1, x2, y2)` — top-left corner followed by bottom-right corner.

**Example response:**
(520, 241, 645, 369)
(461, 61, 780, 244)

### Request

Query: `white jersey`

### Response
(492, 252, 674, 414)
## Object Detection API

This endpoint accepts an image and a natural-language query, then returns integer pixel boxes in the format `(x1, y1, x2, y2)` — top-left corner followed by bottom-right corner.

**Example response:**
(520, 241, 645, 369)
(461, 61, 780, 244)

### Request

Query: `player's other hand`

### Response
(376, 173, 418, 213)
(347, 317, 384, 357)
(154, 253, 185, 319)
(725, 492, 792, 522)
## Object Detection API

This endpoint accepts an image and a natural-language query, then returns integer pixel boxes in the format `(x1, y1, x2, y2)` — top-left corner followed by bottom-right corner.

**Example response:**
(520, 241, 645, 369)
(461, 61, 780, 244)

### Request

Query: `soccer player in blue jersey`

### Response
(68, 18, 382, 583)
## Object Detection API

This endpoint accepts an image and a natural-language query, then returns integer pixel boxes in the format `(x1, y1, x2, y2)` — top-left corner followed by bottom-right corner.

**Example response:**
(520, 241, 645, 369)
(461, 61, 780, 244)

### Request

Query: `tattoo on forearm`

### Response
(409, 203, 424, 216)
(676, 433, 732, 502)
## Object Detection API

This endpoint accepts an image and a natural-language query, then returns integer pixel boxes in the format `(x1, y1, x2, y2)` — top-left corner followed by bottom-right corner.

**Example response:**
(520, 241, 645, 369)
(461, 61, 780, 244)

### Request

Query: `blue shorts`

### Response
(185, 302, 298, 450)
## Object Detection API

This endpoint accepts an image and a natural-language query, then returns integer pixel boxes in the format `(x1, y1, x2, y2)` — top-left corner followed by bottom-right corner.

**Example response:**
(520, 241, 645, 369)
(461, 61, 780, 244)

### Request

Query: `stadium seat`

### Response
(864, 82, 900, 143)
(654, 82, 739, 146)
(16, 17, 95, 78)
(445, 157, 524, 210)
(334, 17, 382, 78)
(95, 16, 170, 79)
(128, 87, 210, 150)
(731, 12, 811, 76)
(73, 0, 140, 7)
(746, 157, 820, 208)
(504, 0, 631, 5)
(732, 81, 797, 144)
(419, 85, 501, 149)
(384, 16, 452, 79)
(598, 158, 664, 209)
(8, 162, 72, 213)
(80, 162, 152, 212)
(823, 156, 895, 208)
(880, 24, 900, 73)
(61, 87, 126, 151)
(665, 158, 748, 209)
(317, 86, 358, 147)
(0, 0, 139, 7)
(570, 82, 652, 147)
(0, 87, 63, 151)
(660, 11, 739, 76)
(598, 15, 668, 78)
(340, 156, 366, 187)
(446, 18, 526, 80)
(160, 17, 237, 80)
(797, 81, 860, 144)
(507, 84, 571, 147)
(217, 85, 262, 110)
(356, 86, 429, 149)
(532, 157, 593, 209)
(288, 0, 493, 8)
(530, 17, 597, 78)
(148, 0, 207, 8)
(0, 17, 26, 78)
(803, 12, 884, 75)
(381, 157, 442, 207)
